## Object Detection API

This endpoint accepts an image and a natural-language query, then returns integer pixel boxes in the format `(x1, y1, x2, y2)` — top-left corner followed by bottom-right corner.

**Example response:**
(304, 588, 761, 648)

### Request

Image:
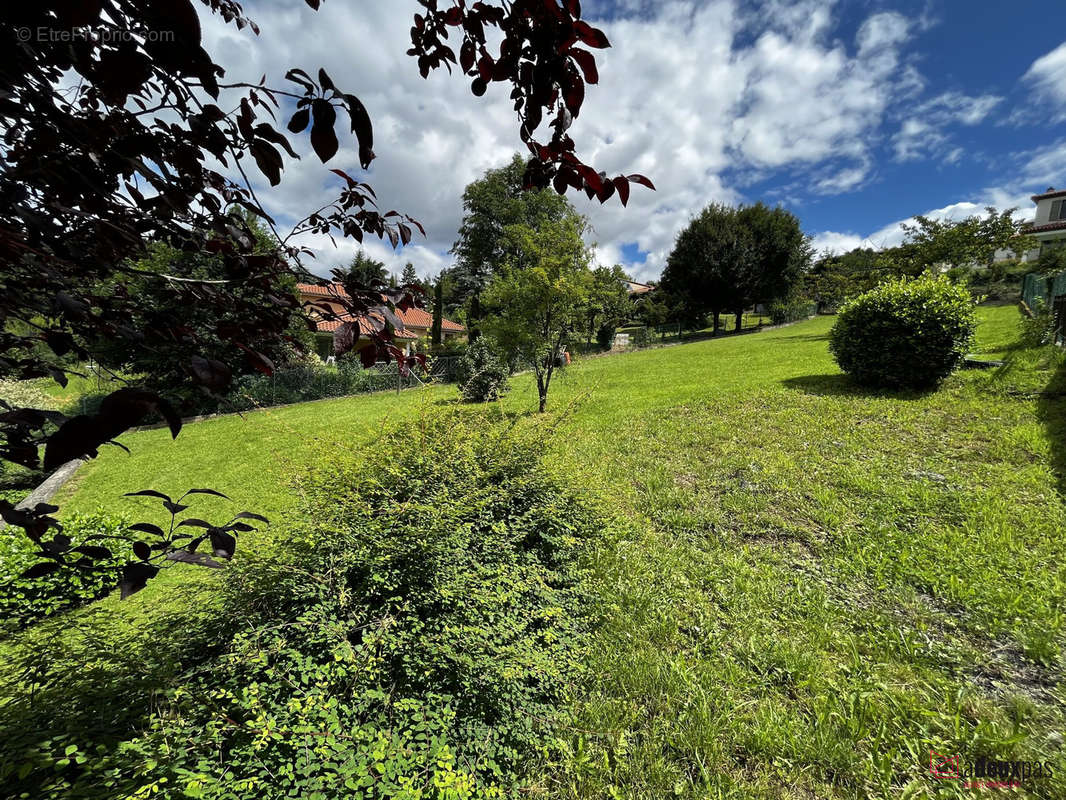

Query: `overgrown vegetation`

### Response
(0, 416, 608, 798)
(457, 338, 510, 402)
(830, 274, 977, 389)
(228, 356, 395, 411)
(4, 307, 1064, 799)
(0, 512, 131, 634)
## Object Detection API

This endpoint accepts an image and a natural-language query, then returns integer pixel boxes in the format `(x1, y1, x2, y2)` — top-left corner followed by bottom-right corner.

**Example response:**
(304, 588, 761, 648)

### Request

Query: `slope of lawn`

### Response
(3, 305, 1065, 799)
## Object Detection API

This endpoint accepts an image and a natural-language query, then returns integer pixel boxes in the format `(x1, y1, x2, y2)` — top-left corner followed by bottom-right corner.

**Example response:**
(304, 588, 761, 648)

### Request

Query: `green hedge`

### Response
(0, 512, 130, 635)
(0, 414, 608, 798)
(829, 274, 977, 389)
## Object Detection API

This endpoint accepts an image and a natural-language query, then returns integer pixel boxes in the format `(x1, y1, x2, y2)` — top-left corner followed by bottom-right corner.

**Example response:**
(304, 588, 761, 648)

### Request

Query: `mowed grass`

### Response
(3, 305, 1065, 799)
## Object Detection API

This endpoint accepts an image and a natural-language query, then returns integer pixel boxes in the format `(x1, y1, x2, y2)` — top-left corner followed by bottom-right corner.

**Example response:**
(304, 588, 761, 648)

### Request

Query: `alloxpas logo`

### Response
(929, 750, 1054, 789)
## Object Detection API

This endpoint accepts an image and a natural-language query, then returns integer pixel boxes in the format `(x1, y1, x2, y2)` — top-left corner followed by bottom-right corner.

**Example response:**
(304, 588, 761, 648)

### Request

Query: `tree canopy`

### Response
(341, 250, 389, 287)
(1, 0, 651, 596)
(452, 154, 578, 339)
(893, 207, 1022, 272)
(483, 210, 593, 412)
(660, 202, 810, 332)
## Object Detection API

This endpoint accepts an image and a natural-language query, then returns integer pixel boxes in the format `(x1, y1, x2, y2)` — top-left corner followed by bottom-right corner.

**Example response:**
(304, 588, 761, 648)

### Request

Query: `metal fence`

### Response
(371, 355, 464, 392)
(1021, 270, 1066, 346)
(1021, 271, 1066, 313)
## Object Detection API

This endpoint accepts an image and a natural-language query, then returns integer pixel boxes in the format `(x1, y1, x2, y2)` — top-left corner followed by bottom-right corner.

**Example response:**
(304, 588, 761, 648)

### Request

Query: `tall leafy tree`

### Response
(484, 212, 592, 412)
(452, 154, 575, 340)
(1, 0, 652, 595)
(738, 203, 813, 323)
(342, 250, 388, 286)
(893, 208, 1022, 272)
(585, 264, 633, 346)
(660, 203, 753, 333)
(660, 202, 810, 332)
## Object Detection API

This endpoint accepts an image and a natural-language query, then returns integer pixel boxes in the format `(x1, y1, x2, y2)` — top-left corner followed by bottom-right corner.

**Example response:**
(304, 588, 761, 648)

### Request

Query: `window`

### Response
(1051, 199, 1066, 222)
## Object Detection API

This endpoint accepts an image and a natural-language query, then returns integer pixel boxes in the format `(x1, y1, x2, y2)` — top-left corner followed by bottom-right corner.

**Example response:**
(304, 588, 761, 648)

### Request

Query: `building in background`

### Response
(297, 283, 465, 358)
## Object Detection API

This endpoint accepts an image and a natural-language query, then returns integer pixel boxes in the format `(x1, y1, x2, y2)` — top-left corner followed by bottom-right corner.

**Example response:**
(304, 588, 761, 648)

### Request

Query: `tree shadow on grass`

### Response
(0, 581, 235, 795)
(1037, 356, 1066, 496)
(781, 373, 934, 400)
(768, 332, 830, 343)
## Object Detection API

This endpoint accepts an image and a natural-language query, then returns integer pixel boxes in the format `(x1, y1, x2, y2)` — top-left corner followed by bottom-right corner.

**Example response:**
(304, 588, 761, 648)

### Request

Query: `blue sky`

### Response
(204, 1, 1066, 281)
(738, 0, 1066, 250)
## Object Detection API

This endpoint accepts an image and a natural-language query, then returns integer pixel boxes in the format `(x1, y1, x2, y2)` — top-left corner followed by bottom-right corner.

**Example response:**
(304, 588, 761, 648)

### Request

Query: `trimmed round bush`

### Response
(829, 274, 977, 389)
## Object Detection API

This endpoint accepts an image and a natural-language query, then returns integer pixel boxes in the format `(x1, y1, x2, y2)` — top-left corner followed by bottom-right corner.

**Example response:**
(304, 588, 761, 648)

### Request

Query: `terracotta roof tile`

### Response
(314, 313, 417, 339)
(1023, 220, 1066, 234)
(296, 283, 465, 336)
(1032, 189, 1066, 202)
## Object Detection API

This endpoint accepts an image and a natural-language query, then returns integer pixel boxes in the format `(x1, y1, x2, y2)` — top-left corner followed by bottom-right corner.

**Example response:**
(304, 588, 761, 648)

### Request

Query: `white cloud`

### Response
(1022, 41, 1066, 119)
(192, 0, 935, 283)
(809, 138, 1066, 255)
(891, 91, 1002, 162)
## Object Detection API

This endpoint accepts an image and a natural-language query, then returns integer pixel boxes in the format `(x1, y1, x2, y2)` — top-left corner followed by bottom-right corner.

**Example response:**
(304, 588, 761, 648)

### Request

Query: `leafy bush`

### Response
(0, 512, 130, 634)
(829, 274, 977, 389)
(596, 323, 616, 350)
(457, 338, 509, 402)
(227, 359, 393, 410)
(0, 416, 606, 798)
(986, 258, 1029, 286)
(1018, 299, 1058, 349)
(433, 336, 469, 358)
(1036, 245, 1066, 276)
(767, 295, 815, 325)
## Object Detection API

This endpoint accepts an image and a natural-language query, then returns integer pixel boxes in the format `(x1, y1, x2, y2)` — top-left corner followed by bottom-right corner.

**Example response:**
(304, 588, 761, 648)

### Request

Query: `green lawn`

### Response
(3, 305, 1065, 798)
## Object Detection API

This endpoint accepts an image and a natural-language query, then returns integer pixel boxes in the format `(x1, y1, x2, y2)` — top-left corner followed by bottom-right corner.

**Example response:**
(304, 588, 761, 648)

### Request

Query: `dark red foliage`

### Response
(0, 0, 650, 597)
(407, 0, 655, 202)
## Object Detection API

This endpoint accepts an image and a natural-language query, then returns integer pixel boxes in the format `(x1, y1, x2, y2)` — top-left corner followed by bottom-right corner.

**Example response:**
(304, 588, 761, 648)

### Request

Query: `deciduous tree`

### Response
(660, 202, 810, 332)
(452, 154, 578, 340)
(1, 0, 652, 595)
(585, 264, 632, 347)
(484, 213, 592, 412)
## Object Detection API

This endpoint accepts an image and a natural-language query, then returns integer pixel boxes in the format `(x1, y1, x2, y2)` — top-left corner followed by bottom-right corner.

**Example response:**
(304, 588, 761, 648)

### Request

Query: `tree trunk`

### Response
(431, 280, 443, 347)
(536, 358, 555, 413)
(535, 371, 547, 413)
(712, 310, 721, 335)
(734, 309, 743, 333)
(468, 292, 481, 343)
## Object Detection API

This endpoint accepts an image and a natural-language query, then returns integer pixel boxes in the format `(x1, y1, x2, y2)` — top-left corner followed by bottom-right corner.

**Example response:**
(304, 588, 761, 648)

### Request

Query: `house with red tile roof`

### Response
(297, 283, 465, 357)
(999, 186, 1066, 262)
(1022, 187, 1066, 256)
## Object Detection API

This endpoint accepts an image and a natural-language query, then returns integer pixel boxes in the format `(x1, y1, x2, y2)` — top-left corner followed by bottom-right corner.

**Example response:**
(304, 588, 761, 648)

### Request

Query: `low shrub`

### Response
(829, 274, 977, 389)
(767, 295, 815, 325)
(0, 415, 607, 798)
(0, 512, 130, 635)
(433, 337, 469, 358)
(457, 338, 509, 402)
(1018, 299, 1058, 349)
(227, 359, 391, 410)
(596, 323, 616, 350)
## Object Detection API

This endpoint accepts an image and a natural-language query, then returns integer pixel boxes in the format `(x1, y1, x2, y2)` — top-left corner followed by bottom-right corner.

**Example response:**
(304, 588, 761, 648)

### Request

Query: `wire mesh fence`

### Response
(1021, 271, 1066, 313)
(1022, 270, 1066, 346)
